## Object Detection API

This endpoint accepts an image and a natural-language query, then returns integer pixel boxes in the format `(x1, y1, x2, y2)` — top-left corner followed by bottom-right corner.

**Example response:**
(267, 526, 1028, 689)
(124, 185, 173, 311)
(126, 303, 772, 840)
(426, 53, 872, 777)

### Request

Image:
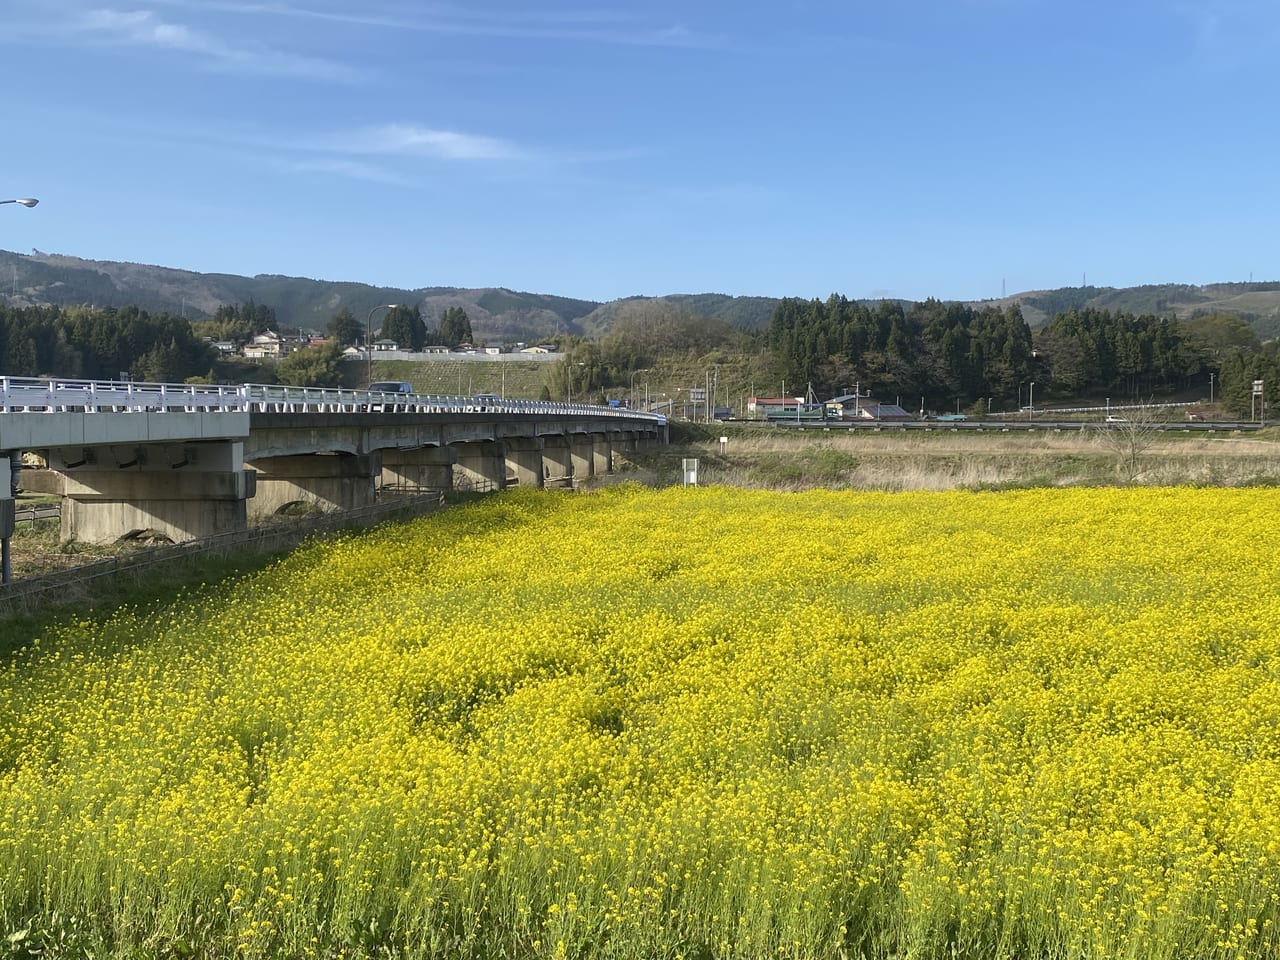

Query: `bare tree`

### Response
(1095, 400, 1168, 482)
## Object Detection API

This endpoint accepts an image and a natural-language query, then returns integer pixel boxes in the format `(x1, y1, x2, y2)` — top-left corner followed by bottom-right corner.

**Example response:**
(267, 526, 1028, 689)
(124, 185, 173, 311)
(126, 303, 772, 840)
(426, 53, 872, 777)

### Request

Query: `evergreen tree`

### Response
(380, 305, 426, 352)
(326, 307, 363, 346)
(439, 307, 473, 348)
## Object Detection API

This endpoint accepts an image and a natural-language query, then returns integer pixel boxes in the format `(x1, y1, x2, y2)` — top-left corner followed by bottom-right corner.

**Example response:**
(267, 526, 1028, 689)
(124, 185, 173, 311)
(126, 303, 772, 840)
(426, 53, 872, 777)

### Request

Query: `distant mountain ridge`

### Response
(989, 283, 1280, 338)
(0, 250, 604, 343)
(3, 249, 1278, 341)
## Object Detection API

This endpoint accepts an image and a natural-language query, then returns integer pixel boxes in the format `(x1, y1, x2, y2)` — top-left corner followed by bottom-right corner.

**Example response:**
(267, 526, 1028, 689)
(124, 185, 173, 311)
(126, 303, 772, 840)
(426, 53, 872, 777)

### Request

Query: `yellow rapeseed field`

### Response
(2, 485, 1279, 959)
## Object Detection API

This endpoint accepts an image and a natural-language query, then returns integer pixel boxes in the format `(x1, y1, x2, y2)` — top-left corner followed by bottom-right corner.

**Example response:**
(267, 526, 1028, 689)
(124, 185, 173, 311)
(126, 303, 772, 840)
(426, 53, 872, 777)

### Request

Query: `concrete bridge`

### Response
(0, 377, 667, 552)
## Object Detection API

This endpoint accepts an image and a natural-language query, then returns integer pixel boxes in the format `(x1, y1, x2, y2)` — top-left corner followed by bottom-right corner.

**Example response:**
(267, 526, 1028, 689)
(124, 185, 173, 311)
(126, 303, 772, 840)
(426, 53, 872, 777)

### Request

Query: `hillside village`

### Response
(226, 330, 562, 362)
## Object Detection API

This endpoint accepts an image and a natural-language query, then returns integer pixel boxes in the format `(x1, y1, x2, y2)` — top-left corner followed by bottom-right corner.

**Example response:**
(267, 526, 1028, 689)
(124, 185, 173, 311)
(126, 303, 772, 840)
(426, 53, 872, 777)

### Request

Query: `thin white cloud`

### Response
(149, 0, 724, 49)
(342, 124, 523, 162)
(20, 3, 366, 81)
(1177, 0, 1280, 66)
(82, 8, 223, 54)
(276, 157, 412, 184)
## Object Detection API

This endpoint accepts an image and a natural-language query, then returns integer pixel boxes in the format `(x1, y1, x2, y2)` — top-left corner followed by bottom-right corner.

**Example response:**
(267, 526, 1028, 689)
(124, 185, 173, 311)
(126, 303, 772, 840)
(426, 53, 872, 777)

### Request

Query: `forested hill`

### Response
(4, 248, 1279, 342)
(0, 250, 601, 344)
(997, 283, 1280, 338)
(576, 294, 781, 335)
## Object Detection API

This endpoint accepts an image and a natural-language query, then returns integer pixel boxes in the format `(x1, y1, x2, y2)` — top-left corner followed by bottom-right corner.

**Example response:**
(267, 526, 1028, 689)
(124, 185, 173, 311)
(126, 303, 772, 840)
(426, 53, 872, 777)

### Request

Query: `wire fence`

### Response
(13, 502, 61, 526)
(0, 491, 447, 618)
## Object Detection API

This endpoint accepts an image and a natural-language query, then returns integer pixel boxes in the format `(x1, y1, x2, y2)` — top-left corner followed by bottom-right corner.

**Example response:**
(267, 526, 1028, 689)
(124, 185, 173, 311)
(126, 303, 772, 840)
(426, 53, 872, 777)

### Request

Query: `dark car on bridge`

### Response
(367, 381, 414, 412)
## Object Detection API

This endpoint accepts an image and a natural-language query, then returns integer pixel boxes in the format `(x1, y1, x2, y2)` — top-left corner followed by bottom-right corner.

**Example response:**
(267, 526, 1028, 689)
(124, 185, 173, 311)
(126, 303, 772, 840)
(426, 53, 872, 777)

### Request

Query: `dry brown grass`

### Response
(619, 426, 1280, 492)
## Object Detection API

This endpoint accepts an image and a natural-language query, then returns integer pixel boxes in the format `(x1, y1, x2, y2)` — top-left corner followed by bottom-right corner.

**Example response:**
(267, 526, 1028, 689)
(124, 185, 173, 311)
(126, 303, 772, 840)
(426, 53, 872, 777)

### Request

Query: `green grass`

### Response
(366, 359, 556, 398)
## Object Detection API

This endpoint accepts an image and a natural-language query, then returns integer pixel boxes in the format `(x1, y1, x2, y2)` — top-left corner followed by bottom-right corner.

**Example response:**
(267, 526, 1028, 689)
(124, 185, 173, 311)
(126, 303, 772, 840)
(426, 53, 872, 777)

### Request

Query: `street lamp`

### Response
(629, 368, 651, 409)
(366, 304, 397, 385)
(3, 197, 38, 584)
(567, 361, 585, 404)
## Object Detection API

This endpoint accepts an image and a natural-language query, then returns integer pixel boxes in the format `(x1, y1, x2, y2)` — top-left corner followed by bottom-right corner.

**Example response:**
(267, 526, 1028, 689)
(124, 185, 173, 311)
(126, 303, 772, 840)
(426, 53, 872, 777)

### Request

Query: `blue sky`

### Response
(2, 0, 1278, 304)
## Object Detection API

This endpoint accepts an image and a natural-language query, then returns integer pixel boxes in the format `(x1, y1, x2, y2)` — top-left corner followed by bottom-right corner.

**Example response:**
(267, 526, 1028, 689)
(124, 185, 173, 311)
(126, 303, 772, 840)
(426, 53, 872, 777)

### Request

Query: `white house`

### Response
(243, 332, 297, 360)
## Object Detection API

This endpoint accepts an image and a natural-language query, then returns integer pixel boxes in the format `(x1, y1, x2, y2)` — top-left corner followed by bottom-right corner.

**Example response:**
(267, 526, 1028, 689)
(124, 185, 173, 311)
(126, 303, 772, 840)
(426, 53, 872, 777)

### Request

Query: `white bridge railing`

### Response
(0, 377, 248, 413)
(0, 377, 667, 424)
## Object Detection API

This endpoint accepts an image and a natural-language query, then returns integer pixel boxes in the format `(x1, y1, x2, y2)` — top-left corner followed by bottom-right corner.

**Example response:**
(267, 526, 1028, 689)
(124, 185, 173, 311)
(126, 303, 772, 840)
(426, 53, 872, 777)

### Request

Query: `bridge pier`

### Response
(591, 433, 613, 476)
(380, 446, 454, 494)
(568, 434, 613, 482)
(569, 436, 594, 482)
(542, 436, 574, 487)
(453, 441, 507, 493)
(53, 441, 254, 544)
(1, 458, 13, 583)
(248, 453, 379, 519)
(503, 437, 546, 489)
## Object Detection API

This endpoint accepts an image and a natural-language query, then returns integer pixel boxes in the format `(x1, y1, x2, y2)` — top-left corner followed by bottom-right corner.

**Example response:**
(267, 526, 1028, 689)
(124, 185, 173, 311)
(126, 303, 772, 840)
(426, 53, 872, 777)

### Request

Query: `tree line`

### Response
(768, 296, 1035, 409)
(324, 305, 473, 352)
(766, 294, 1277, 417)
(2, 296, 1276, 417)
(0, 304, 216, 382)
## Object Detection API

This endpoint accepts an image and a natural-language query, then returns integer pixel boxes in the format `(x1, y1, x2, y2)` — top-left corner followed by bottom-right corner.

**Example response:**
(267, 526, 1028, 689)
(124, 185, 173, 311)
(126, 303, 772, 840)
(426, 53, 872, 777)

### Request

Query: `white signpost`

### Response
(682, 458, 699, 487)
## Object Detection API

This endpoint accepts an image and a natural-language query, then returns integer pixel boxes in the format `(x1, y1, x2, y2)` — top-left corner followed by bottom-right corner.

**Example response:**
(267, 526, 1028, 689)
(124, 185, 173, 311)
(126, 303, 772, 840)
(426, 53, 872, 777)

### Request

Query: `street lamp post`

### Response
(567, 361, 586, 405)
(629, 368, 651, 409)
(366, 304, 397, 385)
(2, 197, 38, 584)
(1028, 382, 1035, 421)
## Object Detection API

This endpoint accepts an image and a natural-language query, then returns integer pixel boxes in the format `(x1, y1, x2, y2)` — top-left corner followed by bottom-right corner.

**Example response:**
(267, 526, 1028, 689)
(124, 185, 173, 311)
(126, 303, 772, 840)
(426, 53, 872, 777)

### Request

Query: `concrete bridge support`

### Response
(453, 441, 507, 493)
(569, 436, 595, 482)
(591, 433, 613, 476)
(1, 458, 13, 583)
(248, 453, 379, 520)
(53, 441, 254, 544)
(503, 437, 546, 489)
(542, 436, 573, 487)
(380, 446, 454, 494)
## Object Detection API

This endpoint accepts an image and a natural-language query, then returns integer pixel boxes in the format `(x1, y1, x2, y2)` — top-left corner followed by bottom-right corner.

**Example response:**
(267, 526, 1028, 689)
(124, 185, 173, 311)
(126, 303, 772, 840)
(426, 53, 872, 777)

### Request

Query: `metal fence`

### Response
(0, 377, 247, 413)
(13, 502, 60, 526)
(0, 376, 667, 426)
(0, 491, 447, 617)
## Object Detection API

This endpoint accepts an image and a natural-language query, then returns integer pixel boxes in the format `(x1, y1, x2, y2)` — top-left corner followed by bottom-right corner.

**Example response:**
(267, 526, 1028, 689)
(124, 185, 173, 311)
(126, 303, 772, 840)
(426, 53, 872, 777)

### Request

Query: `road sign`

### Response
(1253, 380, 1265, 395)
(689, 388, 706, 401)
